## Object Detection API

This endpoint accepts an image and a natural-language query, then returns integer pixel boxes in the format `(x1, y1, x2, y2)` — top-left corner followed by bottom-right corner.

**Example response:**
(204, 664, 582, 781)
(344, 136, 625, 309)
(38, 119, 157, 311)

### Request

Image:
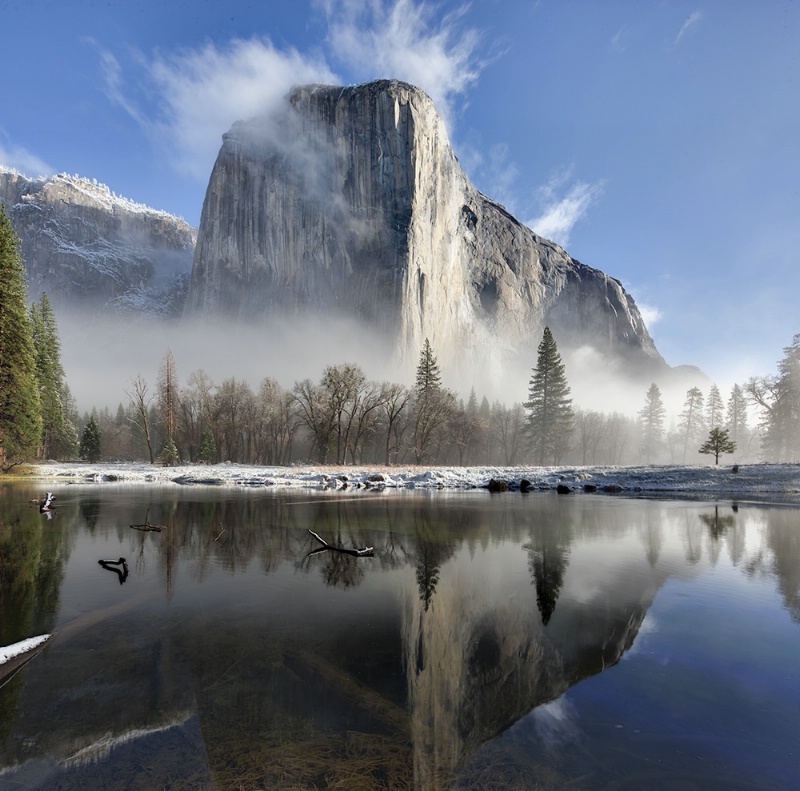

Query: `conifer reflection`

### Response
(699, 505, 736, 539)
(523, 520, 572, 626)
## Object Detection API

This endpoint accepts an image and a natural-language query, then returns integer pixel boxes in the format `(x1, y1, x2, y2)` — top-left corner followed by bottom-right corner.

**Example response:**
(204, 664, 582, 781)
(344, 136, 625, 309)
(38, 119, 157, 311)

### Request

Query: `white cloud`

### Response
(323, 0, 483, 125)
(526, 174, 603, 247)
(98, 37, 336, 181)
(636, 302, 663, 329)
(0, 132, 52, 178)
(673, 10, 703, 48)
(94, 0, 484, 181)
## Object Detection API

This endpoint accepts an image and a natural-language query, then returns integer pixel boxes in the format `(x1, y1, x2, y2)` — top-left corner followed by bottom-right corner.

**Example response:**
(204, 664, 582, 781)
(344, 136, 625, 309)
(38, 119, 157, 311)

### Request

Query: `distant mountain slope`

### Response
(0, 167, 196, 317)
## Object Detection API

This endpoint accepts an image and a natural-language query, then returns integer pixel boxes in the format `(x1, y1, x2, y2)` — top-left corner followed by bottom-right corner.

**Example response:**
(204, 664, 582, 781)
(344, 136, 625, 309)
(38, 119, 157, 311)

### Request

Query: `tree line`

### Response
(0, 207, 78, 471)
(3, 203, 800, 469)
(70, 329, 795, 469)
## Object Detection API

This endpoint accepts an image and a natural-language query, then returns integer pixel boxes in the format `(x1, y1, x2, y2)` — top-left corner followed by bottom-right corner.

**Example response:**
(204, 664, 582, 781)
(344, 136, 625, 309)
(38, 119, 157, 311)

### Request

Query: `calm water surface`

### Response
(0, 482, 798, 790)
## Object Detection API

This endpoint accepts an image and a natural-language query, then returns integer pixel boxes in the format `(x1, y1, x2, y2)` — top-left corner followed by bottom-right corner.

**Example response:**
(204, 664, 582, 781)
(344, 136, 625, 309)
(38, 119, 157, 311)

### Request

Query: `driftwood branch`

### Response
(130, 521, 164, 532)
(307, 529, 374, 557)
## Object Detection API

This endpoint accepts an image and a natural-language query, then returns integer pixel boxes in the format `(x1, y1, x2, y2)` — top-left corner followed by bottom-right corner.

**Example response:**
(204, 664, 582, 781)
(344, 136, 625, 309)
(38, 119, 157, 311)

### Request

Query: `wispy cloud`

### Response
(610, 24, 629, 52)
(321, 0, 484, 125)
(526, 172, 604, 247)
(672, 10, 703, 48)
(0, 131, 52, 177)
(96, 37, 335, 181)
(465, 142, 520, 209)
(93, 0, 485, 181)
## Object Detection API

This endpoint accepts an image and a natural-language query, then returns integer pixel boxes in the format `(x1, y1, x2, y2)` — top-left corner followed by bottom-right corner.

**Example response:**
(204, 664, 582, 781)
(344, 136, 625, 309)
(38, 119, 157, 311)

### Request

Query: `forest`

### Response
(3, 206, 800, 470)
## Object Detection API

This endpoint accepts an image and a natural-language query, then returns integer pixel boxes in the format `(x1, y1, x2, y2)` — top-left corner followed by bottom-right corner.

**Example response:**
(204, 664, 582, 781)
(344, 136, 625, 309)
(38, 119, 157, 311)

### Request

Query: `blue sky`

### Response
(2, 0, 798, 390)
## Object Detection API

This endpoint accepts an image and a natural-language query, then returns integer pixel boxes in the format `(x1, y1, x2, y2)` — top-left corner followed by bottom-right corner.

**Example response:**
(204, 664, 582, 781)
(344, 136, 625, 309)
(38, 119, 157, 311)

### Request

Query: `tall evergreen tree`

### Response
(706, 384, 724, 430)
(524, 327, 574, 465)
(0, 205, 41, 469)
(199, 425, 217, 464)
(415, 338, 442, 395)
(29, 293, 75, 459)
(639, 382, 666, 463)
(678, 386, 706, 462)
(725, 383, 749, 447)
(79, 414, 102, 462)
(411, 338, 453, 463)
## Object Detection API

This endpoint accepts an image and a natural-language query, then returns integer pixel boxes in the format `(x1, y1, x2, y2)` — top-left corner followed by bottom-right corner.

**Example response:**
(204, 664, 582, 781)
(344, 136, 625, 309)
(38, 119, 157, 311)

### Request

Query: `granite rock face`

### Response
(0, 168, 196, 317)
(186, 80, 667, 379)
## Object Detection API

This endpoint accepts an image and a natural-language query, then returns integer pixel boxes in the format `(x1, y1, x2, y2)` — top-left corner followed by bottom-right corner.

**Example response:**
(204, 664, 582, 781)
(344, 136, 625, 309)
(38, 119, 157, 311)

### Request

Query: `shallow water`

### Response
(0, 482, 798, 790)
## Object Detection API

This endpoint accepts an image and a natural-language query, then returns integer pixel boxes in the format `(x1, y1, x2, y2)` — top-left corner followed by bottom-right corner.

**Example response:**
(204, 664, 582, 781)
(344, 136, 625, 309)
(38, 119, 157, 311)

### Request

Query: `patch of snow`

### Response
(24, 462, 800, 499)
(0, 635, 51, 665)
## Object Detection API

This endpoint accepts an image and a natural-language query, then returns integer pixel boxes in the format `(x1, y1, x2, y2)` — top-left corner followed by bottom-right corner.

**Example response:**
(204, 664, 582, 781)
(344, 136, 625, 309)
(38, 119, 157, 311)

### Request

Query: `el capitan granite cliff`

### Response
(185, 79, 667, 381)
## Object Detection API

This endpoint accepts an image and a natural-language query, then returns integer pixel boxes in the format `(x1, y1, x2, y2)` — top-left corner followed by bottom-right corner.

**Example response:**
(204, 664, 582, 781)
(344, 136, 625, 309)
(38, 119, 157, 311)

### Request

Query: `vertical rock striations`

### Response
(186, 80, 666, 378)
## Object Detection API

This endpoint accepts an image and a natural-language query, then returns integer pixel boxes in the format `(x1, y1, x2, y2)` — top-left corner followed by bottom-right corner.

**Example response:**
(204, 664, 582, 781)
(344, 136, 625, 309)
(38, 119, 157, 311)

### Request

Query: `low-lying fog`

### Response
(58, 308, 709, 420)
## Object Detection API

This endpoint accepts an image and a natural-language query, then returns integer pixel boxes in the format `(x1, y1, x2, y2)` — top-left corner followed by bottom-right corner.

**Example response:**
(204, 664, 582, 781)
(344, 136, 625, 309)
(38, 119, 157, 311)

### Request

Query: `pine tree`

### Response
(706, 384, 724, 430)
(199, 426, 216, 464)
(79, 414, 102, 462)
(699, 427, 736, 465)
(411, 338, 453, 463)
(639, 382, 666, 463)
(524, 327, 574, 465)
(725, 383, 749, 447)
(29, 293, 74, 459)
(678, 386, 706, 462)
(415, 338, 442, 395)
(0, 205, 42, 469)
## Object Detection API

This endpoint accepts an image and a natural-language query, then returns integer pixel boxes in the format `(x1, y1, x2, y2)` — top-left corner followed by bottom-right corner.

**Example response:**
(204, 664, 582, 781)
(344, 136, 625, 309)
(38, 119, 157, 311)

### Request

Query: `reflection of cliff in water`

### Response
(403, 511, 670, 789)
(1, 488, 794, 790)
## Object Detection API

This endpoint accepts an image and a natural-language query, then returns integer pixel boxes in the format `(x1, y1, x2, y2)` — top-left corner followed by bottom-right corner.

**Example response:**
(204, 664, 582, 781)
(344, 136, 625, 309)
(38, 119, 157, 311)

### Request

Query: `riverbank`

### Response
(16, 460, 800, 499)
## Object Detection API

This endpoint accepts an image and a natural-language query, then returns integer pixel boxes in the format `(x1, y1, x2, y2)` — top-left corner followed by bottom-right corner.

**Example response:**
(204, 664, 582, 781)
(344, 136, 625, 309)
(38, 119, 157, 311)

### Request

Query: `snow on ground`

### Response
(0, 635, 51, 665)
(24, 461, 800, 499)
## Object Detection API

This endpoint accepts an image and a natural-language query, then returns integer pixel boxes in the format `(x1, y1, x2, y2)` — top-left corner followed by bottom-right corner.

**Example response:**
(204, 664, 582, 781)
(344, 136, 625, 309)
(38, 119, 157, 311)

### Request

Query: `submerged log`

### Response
(308, 529, 374, 557)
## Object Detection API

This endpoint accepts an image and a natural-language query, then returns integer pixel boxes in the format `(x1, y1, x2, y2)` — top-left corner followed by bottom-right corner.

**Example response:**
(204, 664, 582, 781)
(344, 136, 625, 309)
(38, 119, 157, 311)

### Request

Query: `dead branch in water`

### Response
(307, 529, 374, 557)
(130, 521, 165, 532)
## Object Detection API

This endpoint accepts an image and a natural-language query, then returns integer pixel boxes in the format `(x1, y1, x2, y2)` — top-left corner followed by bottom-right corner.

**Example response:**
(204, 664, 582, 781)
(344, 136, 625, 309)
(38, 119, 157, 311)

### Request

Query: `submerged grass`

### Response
(210, 729, 413, 790)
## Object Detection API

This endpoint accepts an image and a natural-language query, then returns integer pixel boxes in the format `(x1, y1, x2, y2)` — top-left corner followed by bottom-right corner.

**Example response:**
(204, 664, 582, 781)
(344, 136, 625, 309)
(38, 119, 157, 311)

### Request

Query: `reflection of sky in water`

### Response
(1, 486, 798, 790)
(472, 536, 800, 790)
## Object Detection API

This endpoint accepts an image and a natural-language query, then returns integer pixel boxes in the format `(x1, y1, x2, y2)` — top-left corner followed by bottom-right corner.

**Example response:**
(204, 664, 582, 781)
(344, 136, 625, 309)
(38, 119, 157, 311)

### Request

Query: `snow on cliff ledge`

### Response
(26, 462, 800, 499)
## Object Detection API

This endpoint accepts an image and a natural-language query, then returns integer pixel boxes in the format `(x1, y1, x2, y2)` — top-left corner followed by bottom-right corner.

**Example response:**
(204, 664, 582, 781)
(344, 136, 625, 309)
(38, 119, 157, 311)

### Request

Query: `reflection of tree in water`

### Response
(765, 509, 800, 623)
(416, 542, 442, 611)
(0, 489, 65, 742)
(80, 499, 101, 533)
(524, 523, 572, 626)
(319, 549, 365, 589)
(298, 501, 374, 590)
(412, 511, 456, 611)
(683, 514, 704, 565)
(638, 515, 663, 568)
(699, 505, 736, 540)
